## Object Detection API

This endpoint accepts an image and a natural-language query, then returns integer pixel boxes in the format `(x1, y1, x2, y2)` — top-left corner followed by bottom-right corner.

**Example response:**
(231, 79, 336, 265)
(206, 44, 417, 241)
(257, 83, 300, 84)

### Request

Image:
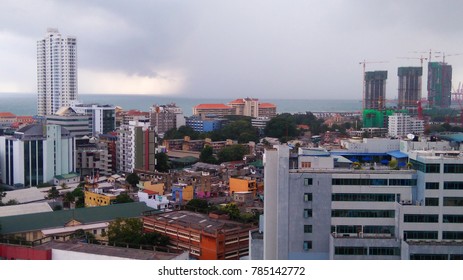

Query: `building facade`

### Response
(0, 124, 75, 187)
(46, 107, 91, 138)
(388, 113, 424, 138)
(261, 144, 463, 260)
(149, 103, 185, 135)
(71, 102, 116, 135)
(116, 120, 156, 173)
(37, 28, 77, 116)
(364, 71, 388, 110)
(398, 67, 422, 113)
(428, 62, 452, 108)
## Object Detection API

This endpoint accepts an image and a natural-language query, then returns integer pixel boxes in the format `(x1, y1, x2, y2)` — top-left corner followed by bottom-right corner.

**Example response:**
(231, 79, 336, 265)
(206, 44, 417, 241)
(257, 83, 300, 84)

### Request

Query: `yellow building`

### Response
(140, 181, 165, 195)
(84, 191, 116, 207)
(229, 177, 257, 196)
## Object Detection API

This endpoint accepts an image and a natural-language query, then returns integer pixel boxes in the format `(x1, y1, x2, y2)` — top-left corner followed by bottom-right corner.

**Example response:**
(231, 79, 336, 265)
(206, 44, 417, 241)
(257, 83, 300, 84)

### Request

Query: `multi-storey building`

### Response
(116, 119, 156, 173)
(193, 104, 235, 118)
(428, 62, 452, 108)
(71, 102, 116, 135)
(398, 67, 422, 113)
(98, 133, 117, 173)
(76, 142, 112, 177)
(185, 116, 225, 132)
(259, 144, 463, 260)
(149, 103, 185, 135)
(364, 71, 387, 110)
(0, 124, 75, 187)
(388, 113, 424, 138)
(143, 210, 256, 260)
(37, 28, 77, 116)
(46, 107, 91, 138)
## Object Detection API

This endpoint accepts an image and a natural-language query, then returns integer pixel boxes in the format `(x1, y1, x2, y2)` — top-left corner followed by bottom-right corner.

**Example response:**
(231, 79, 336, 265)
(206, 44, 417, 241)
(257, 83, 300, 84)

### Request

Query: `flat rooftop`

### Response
(146, 210, 254, 234)
(36, 241, 184, 260)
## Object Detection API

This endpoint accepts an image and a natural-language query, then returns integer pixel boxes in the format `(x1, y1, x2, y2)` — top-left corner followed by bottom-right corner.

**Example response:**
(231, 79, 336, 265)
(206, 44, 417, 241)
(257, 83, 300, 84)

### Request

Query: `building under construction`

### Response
(427, 62, 452, 108)
(398, 67, 422, 113)
(364, 71, 387, 110)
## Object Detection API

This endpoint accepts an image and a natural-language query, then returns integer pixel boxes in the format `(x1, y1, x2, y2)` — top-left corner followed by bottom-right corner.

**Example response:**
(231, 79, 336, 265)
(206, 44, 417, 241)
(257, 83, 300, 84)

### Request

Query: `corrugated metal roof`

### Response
(0, 202, 153, 234)
(387, 150, 408, 159)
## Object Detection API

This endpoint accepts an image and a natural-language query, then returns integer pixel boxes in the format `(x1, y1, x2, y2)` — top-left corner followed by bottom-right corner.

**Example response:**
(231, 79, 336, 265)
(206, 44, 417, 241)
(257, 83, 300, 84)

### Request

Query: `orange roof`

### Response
(0, 112, 16, 118)
(259, 103, 276, 108)
(195, 104, 233, 109)
(228, 99, 245, 104)
(125, 110, 149, 116)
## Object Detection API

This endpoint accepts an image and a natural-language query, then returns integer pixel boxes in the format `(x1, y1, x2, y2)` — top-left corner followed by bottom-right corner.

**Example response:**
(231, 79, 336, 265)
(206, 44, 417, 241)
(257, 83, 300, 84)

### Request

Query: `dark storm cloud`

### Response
(2, 0, 463, 98)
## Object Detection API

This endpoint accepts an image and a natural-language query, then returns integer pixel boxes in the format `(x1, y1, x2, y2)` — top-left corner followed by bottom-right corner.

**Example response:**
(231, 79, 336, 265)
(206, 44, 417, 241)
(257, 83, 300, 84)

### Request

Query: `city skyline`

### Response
(2, 0, 463, 99)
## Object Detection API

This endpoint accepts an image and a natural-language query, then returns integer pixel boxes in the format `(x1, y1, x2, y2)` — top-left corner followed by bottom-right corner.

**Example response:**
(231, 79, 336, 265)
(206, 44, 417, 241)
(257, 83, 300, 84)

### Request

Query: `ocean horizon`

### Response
(0, 93, 362, 116)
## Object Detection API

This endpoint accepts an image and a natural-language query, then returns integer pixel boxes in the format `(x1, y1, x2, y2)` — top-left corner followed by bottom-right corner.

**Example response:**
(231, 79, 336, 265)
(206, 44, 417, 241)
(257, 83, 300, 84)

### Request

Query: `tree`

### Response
(114, 193, 134, 204)
(199, 146, 217, 164)
(185, 199, 214, 213)
(125, 173, 140, 190)
(72, 187, 85, 208)
(164, 126, 199, 140)
(389, 159, 398, 170)
(107, 218, 169, 247)
(217, 144, 247, 163)
(63, 191, 75, 209)
(155, 152, 170, 172)
(47, 186, 60, 200)
(264, 113, 298, 139)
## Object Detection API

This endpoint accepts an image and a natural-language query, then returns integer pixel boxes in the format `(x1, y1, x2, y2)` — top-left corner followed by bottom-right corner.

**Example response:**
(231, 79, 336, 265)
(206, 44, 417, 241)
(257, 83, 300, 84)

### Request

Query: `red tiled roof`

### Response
(125, 110, 149, 116)
(228, 99, 245, 104)
(194, 104, 233, 109)
(259, 103, 276, 108)
(0, 112, 16, 118)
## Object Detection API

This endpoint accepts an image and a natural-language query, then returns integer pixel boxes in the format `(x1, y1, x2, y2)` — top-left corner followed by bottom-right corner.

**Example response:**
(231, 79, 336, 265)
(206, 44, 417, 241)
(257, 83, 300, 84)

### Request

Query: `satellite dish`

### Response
(407, 133, 415, 140)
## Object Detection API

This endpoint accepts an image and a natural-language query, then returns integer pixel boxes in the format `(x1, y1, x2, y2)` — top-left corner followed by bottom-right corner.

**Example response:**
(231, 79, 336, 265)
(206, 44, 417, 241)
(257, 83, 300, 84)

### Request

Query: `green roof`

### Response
(170, 156, 199, 164)
(248, 160, 263, 168)
(0, 202, 153, 235)
(54, 173, 80, 180)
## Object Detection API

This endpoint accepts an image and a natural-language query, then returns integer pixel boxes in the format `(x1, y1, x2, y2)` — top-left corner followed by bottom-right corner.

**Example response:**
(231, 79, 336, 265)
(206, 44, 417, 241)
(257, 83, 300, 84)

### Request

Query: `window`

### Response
(303, 241, 312, 251)
(334, 247, 367, 255)
(409, 160, 440, 173)
(404, 231, 438, 240)
(304, 193, 312, 202)
(303, 209, 312, 218)
(425, 182, 439, 189)
(388, 179, 417, 186)
(331, 209, 395, 218)
(444, 164, 463, 173)
(443, 231, 463, 240)
(444, 197, 463, 206)
(410, 254, 447, 260)
(304, 225, 312, 233)
(301, 162, 311, 168)
(369, 247, 400, 256)
(425, 197, 439, 206)
(304, 178, 313, 186)
(332, 193, 395, 202)
(404, 214, 439, 223)
(444, 182, 463, 190)
(443, 215, 463, 223)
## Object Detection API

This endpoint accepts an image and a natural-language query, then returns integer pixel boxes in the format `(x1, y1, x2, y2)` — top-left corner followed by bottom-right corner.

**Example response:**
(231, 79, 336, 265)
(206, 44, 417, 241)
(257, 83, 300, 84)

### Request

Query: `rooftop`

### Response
(36, 241, 185, 260)
(0, 202, 153, 234)
(0, 112, 16, 118)
(0, 202, 52, 218)
(259, 102, 276, 108)
(194, 104, 233, 110)
(3, 187, 46, 204)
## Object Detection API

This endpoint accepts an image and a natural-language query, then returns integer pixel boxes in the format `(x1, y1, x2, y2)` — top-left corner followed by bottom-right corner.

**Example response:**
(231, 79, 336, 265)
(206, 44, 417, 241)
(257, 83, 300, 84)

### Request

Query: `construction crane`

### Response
(359, 60, 388, 110)
(397, 55, 428, 67)
(435, 52, 463, 64)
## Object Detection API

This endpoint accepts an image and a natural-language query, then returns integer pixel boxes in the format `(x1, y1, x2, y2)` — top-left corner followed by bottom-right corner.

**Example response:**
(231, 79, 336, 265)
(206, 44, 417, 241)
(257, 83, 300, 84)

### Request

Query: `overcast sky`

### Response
(2, 0, 463, 100)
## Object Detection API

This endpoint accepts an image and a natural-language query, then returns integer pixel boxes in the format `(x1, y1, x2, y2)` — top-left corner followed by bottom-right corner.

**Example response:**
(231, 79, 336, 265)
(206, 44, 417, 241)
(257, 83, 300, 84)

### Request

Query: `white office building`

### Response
(388, 113, 424, 138)
(37, 28, 77, 116)
(258, 144, 463, 260)
(0, 124, 76, 187)
(71, 102, 116, 135)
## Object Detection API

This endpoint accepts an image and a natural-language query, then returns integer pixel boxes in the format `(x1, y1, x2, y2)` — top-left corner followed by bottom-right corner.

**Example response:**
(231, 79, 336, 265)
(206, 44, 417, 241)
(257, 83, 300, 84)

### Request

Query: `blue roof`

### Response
(438, 133, 463, 143)
(387, 150, 408, 159)
(329, 152, 387, 157)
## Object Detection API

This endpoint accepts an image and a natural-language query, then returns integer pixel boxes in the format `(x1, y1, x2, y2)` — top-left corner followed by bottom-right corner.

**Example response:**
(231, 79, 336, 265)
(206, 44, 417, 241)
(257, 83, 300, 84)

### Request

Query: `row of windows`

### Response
(404, 214, 439, 223)
(443, 164, 463, 173)
(411, 254, 463, 260)
(444, 181, 463, 190)
(410, 159, 440, 173)
(443, 197, 463, 206)
(331, 225, 394, 235)
(404, 231, 438, 240)
(332, 193, 395, 202)
(332, 210, 395, 218)
(425, 182, 439, 189)
(443, 231, 463, 240)
(332, 178, 416, 186)
(443, 215, 463, 223)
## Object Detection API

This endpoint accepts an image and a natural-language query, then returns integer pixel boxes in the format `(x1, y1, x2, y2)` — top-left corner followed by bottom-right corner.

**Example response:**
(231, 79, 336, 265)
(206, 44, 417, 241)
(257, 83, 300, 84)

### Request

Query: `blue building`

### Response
(185, 116, 226, 133)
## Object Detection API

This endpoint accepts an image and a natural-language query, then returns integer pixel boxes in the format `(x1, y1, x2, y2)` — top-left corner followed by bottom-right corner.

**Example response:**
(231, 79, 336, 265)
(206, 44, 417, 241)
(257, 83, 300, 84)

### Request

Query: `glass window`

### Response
(332, 209, 395, 218)
(404, 214, 438, 223)
(404, 231, 438, 240)
(304, 225, 312, 233)
(444, 197, 463, 206)
(332, 193, 395, 202)
(304, 193, 312, 202)
(425, 197, 439, 206)
(303, 209, 312, 218)
(369, 247, 400, 256)
(444, 164, 463, 173)
(444, 182, 463, 190)
(425, 182, 439, 189)
(303, 241, 312, 251)
(304, 178, 313, 186)
(443, 215, 463, 223)
(334, 247, 367, 255)
(443, 231, 463, 240)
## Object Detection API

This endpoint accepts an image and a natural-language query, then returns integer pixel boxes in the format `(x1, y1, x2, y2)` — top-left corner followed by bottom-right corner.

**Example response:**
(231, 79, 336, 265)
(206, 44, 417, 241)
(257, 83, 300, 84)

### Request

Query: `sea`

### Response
(0, 93, 362, 116)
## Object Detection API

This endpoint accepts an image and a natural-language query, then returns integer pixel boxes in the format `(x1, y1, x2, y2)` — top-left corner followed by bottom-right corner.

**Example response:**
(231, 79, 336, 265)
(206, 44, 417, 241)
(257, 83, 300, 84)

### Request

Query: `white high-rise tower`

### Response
(37, 28, 77, 116)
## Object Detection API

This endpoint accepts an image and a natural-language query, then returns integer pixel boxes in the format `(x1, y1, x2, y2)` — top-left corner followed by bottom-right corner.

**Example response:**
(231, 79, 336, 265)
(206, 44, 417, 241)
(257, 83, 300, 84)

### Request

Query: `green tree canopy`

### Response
(47, 186, 60, 200)
(107, 218, 169, 247)
(217, 144, 247, 163)
(114, 193, 134, 204)
(164, 125, 200, 140)
(199, 146, 217, 164)
(264, 113, 298, 140)
(155, 152, 170, 172)
(125, 173, 140, 189)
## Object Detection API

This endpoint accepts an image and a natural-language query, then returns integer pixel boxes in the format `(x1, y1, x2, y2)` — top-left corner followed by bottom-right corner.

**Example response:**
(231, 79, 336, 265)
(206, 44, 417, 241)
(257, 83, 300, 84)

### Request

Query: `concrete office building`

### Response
(71, 102, 116, 135)
(259, 144, 463, 260)
(37, 28, 77, 116)
(149, 103, 185, 135)
(46, 107, 91, 138)
(0, 124, 75, 187)
(398, 67, 422, 113)
(388, 113, 424, 138)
